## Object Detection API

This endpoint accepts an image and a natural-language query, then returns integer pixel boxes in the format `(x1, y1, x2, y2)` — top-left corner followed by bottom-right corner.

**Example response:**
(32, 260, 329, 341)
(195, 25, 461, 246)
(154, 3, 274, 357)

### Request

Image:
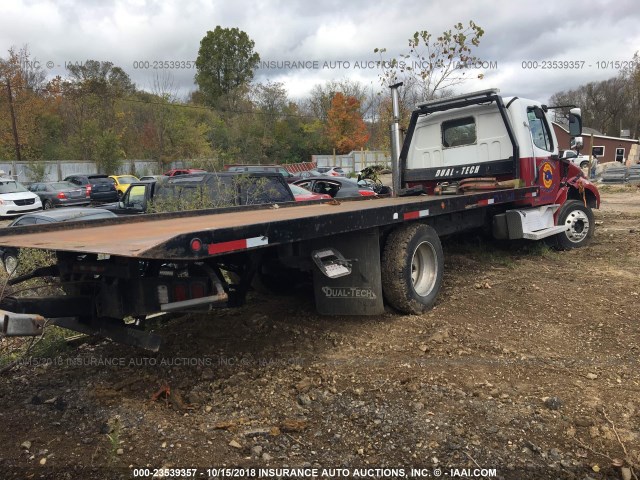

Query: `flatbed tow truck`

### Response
(0, 85, 599, 350)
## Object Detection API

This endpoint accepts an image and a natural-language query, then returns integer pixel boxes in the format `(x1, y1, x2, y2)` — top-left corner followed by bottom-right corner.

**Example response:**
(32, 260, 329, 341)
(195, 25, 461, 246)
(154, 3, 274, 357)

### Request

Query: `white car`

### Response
(0, 178, 43, 216)
(560, 150, 591, 169)
(316, 166, 346, 177)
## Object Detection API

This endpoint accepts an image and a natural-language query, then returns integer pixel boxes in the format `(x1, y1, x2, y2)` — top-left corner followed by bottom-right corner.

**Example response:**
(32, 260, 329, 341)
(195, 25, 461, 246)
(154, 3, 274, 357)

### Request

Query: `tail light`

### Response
(57, 192, 67, 199)
(331, 172, 339, 176)
(173, 284, 188, 302)
(85, 185, 92, 197)
(190, 238, 203, 252)
(358, 190, 376, 197)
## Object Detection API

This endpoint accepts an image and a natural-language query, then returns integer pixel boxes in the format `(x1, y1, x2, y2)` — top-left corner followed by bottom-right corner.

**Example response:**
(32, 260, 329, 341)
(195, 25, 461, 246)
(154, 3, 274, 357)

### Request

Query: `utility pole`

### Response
(6, 79, 22, 162)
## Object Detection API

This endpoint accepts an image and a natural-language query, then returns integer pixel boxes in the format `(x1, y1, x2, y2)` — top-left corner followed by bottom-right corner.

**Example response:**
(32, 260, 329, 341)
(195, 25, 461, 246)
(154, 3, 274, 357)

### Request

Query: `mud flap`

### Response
(311, 228, 384, 315)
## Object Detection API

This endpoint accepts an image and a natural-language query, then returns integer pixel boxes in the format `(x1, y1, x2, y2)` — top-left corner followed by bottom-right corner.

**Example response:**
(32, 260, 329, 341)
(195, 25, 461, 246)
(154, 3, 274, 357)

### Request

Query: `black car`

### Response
(28, 181, 89, 209)
(104, 172, 296, 215)
(0, 208, 117, 274)
(293, 169, 324, 179)
(225, 164, 297, 182)
(291, 177, 376, 198)
(64, 174, 119, 203)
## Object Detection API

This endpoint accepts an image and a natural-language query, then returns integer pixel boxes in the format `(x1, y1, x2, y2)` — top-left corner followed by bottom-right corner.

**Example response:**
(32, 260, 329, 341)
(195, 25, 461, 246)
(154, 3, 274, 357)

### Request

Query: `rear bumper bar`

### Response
(0, 310, 45, 336)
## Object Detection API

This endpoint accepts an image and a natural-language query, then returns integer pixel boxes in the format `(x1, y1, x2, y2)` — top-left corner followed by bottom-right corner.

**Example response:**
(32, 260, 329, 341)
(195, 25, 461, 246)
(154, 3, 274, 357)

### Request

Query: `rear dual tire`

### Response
(381, 224, 444, 314)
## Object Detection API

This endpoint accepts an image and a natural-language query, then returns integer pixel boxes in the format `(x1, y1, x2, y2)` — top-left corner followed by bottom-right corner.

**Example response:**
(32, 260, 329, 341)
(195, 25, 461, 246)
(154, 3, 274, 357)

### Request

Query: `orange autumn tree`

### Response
(325, 92, 369, 154)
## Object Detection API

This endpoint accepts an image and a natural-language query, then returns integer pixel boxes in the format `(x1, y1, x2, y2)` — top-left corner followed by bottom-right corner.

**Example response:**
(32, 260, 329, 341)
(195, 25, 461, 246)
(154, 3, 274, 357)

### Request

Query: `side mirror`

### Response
(568, 108, 582, 137)
(570, 136, 584, 150)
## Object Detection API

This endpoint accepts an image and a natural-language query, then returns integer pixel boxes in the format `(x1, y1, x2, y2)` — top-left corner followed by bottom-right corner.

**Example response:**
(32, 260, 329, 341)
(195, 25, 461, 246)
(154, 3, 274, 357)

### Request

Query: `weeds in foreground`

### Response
(0, 248, 69, 371)
(106, 417, 122, 461)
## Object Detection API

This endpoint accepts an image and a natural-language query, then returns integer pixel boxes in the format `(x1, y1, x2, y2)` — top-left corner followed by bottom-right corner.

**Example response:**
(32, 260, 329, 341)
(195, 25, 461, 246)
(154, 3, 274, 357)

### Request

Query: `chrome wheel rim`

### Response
(4, 256, 18, 274)
(564, 210, 589, 243)
(411, 241, 438, 296)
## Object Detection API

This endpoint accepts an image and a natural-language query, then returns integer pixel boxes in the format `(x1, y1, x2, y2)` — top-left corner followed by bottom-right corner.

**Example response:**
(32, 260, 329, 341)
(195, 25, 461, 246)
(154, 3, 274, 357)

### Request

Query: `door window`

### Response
(527, 109, 554, 152)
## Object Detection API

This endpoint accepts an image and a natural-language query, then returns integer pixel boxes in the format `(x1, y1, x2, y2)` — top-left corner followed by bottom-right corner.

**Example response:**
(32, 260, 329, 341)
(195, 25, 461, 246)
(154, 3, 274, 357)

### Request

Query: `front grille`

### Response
(13, 198, 35, 206)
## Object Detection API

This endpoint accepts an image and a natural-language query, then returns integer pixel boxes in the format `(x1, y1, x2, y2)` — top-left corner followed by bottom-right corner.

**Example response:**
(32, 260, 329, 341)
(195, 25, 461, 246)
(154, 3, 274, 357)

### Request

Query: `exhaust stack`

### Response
(389, 82, 404, 197)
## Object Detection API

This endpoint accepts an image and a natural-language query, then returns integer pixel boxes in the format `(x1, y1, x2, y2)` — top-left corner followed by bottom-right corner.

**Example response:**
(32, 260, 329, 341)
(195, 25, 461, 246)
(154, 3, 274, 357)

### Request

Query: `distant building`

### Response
(553, 122, 639, 164)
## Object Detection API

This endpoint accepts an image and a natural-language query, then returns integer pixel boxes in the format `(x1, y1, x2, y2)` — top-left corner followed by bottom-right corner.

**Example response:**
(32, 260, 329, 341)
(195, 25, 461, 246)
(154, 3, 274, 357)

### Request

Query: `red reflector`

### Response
(57, 192, 66, 199)
(191, 282, 206, 298)
(190, 238, 203, 252)
(358, 190, 376, 196)
(174, 284, 188, 302)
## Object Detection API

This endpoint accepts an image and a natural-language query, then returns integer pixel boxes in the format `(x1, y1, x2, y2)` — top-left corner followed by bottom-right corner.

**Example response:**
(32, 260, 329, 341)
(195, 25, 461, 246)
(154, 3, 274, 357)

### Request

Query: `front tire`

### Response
(553, 200, 594, 250)
(381, 224, 444, 314)
(43, 200, 52, 210)
(580, 161, 589, 169)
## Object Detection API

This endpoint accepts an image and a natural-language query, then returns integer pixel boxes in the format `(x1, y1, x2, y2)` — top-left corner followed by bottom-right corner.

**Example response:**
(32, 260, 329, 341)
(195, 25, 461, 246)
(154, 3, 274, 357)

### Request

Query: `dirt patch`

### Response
(0, 191, 639, 480)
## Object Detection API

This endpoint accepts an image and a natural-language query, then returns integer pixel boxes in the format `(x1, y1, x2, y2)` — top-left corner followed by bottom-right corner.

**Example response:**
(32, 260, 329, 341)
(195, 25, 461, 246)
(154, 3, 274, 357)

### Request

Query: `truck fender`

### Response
(555, 175, 600, 219)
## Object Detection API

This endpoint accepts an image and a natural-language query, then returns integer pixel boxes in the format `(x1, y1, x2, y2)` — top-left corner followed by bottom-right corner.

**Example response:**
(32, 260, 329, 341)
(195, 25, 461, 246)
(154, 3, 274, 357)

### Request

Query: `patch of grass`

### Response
(106, 416, 122, 460)
(0, 248, 70, 370)
(0, 325, 75, 371)
(520, 240, 555, 259)
(444, 235, 517, 267)
(445, 234, 556, 267)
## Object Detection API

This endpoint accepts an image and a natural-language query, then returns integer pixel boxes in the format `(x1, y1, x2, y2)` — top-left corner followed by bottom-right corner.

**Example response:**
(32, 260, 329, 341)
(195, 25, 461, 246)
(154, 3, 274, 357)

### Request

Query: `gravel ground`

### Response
(0, 188, 638, 480)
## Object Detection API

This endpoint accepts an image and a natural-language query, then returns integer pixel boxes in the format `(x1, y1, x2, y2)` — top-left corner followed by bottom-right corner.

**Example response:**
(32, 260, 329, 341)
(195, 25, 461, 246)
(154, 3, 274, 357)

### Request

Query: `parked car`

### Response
(316, 166, 346, 177)
(224, 164, 296, 182)
(63, 174, 119, 203)
(28, 181, 89, 209)
(293, 169, 324, 179)
(109, 175, 139, 198)
(0, 177, 42, 217)
(163, 168, 206, 177)
(139, 175, 166, 182)
(292, 177, 376, 198)
(0, 207, 117, 273)
(289, 183, 332, 201)
(560, 150, 590, 169)
(104, 172, 296, 215)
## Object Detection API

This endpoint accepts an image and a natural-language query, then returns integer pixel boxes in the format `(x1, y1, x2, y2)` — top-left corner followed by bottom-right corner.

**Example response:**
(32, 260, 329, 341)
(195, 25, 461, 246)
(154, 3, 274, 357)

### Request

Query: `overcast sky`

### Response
(1, 0, 639, 103)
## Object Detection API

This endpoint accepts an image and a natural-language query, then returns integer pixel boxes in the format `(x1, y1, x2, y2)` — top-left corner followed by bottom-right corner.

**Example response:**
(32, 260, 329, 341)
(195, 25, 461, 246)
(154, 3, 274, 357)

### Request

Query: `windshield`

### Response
(0, 180, 28, 194)
(53, 182, 78, 190)
(118, 176, 137, 184)
(92, 177, 115, 185)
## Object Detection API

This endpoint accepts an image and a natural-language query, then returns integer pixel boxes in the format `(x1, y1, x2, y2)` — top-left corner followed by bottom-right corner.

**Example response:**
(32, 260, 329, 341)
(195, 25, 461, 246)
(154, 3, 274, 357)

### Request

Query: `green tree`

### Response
(62, 60, 135, 168)
(195, 26, 260, 107)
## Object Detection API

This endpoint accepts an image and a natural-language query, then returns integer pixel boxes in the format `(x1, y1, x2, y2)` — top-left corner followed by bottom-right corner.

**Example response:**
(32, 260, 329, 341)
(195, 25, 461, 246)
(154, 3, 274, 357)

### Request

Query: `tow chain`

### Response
(578, 183, 586, 207)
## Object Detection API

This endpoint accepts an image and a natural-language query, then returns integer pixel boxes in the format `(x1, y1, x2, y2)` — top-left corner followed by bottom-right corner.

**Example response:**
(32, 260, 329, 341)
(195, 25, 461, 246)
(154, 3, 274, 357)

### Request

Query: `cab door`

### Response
(527, 107, 559, 206)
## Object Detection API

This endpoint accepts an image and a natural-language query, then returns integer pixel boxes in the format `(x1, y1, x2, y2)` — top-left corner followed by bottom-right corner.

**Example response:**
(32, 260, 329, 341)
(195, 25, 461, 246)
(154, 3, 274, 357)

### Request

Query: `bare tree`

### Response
(375, 21, 485, 102)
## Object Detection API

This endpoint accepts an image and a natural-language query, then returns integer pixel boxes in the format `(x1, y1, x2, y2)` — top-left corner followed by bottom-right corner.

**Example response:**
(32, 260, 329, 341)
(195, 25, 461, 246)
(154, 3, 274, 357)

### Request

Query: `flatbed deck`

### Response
(0, 187, 537, 259)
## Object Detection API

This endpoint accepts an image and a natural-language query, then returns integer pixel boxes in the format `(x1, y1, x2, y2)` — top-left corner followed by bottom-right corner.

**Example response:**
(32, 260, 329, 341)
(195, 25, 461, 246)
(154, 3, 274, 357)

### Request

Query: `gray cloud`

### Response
(1, 0, 639, 103)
